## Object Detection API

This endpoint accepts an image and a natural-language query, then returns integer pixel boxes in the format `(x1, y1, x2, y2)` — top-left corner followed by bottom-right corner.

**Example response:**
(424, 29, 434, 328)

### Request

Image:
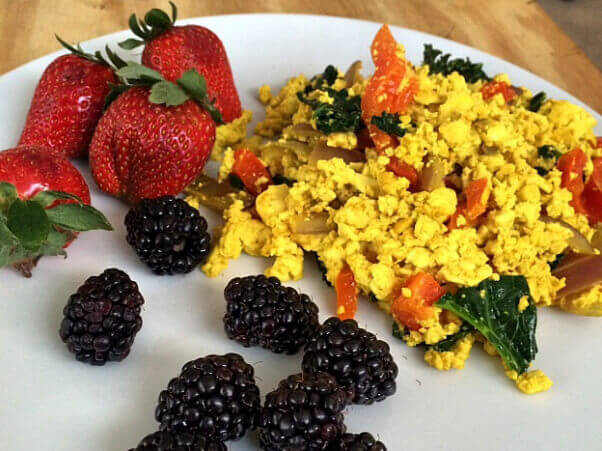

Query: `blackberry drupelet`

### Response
(129, 430, 226, 451)
(336, 432, 387, 451)
(59, 268, 144, 365)
(259, 372, 350, 451)
(224, 275, 320, 354)
(125, 195, 211, 275)
(302, 317, 398, 405)
(155, 353, 261, 441)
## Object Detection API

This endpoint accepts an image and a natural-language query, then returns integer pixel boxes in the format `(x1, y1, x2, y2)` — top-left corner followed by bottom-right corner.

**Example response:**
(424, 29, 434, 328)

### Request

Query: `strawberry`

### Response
(89, 63, 219, 204)
(119, 2, 242, 122)
(18, 37, 119, 159)
(0, 146, 112, 277)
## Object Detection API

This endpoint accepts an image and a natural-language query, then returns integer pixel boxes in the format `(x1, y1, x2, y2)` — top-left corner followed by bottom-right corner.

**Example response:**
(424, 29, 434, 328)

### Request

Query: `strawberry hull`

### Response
(89, 87, 216, 204)
(142, 25, 242, 122)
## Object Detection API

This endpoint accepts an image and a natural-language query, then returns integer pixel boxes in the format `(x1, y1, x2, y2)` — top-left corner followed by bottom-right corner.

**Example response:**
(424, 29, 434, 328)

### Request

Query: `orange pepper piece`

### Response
(335, 264, 358, 320)
(481, 81, 518, 103)
(392, 272, 446, 331)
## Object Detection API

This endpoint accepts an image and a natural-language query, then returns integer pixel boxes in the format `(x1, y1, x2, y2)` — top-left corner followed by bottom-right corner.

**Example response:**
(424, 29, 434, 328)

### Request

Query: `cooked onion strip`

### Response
(309, 142, 366, 164)
(540, 216, 597, 255)
(185, 174, 253, 213)
(553, 254, 602, 298)
(344, 60, 363, 87)
(419, 158, 446, 191)
(293, 212, 334, 234)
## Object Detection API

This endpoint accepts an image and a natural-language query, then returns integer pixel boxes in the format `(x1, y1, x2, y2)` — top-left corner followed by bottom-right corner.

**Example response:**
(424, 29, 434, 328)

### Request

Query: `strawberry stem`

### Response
(119, 1, 177, 50)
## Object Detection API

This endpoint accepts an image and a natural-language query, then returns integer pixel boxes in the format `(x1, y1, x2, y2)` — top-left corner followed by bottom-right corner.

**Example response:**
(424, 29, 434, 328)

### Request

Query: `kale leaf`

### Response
(303, 65, 339, 95)
(371, 112, 407, 138)
(423, 44, 490, 83)
(392, 321, 405, 340)
(538, 145, 562, 161)
(549, 253, 565, 271)
(436, 275, 538, 374)
(298, 88, 362, 135)
(429, 323, 475, 352)
(528, 92, 547, 112)
(227, 173, 245, 191)
(309, 252, 332, 287)
(272, 174, 296, 187)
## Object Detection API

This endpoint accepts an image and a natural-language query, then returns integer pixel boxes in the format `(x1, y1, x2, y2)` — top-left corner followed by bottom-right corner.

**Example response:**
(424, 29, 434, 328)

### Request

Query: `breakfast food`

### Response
(223, 275, 320, 354)
(0, 146, 112, 276)
(155, 353, 261, 441)
(185, 24, 601, 394)
(259, 372, 350, 450)
(302, 317, 398, 404)
(89, 64, 219, 204)
(59, 268, 144, 365)
(337, 432, 387, 451)
(18, 37, 118, 158)
(129, 430, 226, 451)
(125, 196, 211, 275)
(119, 3, 242, 122)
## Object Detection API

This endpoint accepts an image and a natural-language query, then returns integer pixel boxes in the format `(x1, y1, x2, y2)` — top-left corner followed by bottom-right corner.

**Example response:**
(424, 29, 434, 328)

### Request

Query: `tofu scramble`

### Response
(185, 25, 601, 395)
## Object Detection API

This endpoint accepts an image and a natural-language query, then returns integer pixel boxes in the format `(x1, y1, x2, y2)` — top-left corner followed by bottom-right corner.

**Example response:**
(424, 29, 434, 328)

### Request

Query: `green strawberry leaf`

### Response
(116, 62, 164, 84)
(37, 228, 69, 257)
(31, 190, 83, 208)
(0, 219, 18, 246)
(104, 83, 131, 110)
(144, 7, 173, 29)
(149, 81, 190, 106)
(46, 203, 113, 232)
(177, 69, 208, 99)
(0, 182, 18, 212)
(118, 38, 145, 50)
(7, 199, 50, 250)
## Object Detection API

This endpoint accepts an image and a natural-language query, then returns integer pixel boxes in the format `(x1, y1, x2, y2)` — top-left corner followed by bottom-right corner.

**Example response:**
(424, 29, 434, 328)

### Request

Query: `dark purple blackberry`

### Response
(155, 353, 260, 441)
(129, 430, 226, 451)
(224, 275, 320, 354)
(302, 318, 398, 405)
(259, 372, 350, 451)
(59, 268, 144, 365)
(336, 432, 387, 451)
(125, 195, 211, 275)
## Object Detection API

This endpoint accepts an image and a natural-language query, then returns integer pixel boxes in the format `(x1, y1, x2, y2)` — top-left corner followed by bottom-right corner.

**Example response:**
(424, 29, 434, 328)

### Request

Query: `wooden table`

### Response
(1, 0, 600, 112)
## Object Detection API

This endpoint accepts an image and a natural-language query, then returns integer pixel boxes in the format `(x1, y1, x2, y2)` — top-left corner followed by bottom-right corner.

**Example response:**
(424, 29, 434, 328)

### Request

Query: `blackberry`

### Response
(224, 275, 319, 354)
(59, 268, 144, 365)
(155, 353, 260, 441)
(129, 430, 226, 451)
(125, 195, 211, 275)
(302, 318, 398, 405)
(259, 372, 350, 451)
(336, 432, 387, 451)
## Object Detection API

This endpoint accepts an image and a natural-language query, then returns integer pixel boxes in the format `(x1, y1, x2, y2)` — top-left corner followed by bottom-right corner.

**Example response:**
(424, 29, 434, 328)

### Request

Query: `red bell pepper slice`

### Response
(335, 264, 358, 320)
(558, 148, 587, 214)
(232, 148, 272, 196)
(481, 81, 517, 103)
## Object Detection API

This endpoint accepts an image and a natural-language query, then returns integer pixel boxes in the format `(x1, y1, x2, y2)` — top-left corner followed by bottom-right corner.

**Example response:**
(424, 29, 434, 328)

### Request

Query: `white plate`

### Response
(0, 14, 600, 451)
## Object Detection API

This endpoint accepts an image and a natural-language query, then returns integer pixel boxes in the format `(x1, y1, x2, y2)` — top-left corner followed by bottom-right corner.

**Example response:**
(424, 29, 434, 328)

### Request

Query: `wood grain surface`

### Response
(0, 0, 600, 112)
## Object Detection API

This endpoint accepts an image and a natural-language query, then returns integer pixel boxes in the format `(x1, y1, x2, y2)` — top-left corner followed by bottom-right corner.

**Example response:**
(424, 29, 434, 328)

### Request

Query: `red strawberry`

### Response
(0, 146, 112, 277)
(119, 3, 241, 122)
(18, 38, 118, 159)
(89, 64, 217, 204)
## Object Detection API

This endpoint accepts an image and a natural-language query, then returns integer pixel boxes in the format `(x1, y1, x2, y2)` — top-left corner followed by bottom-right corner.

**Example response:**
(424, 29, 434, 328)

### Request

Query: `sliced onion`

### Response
(419, 158, 446, 191)
(309, 142, 366, 164)
(290, 123, 323, 140)
(185, 174, 253, 213)
(344, 60, 363, 87)
(553, 254, 602, 297)
(591, 225, 602, 251)
(540, 216, 596, 255)
(293, 212, 334, 234)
